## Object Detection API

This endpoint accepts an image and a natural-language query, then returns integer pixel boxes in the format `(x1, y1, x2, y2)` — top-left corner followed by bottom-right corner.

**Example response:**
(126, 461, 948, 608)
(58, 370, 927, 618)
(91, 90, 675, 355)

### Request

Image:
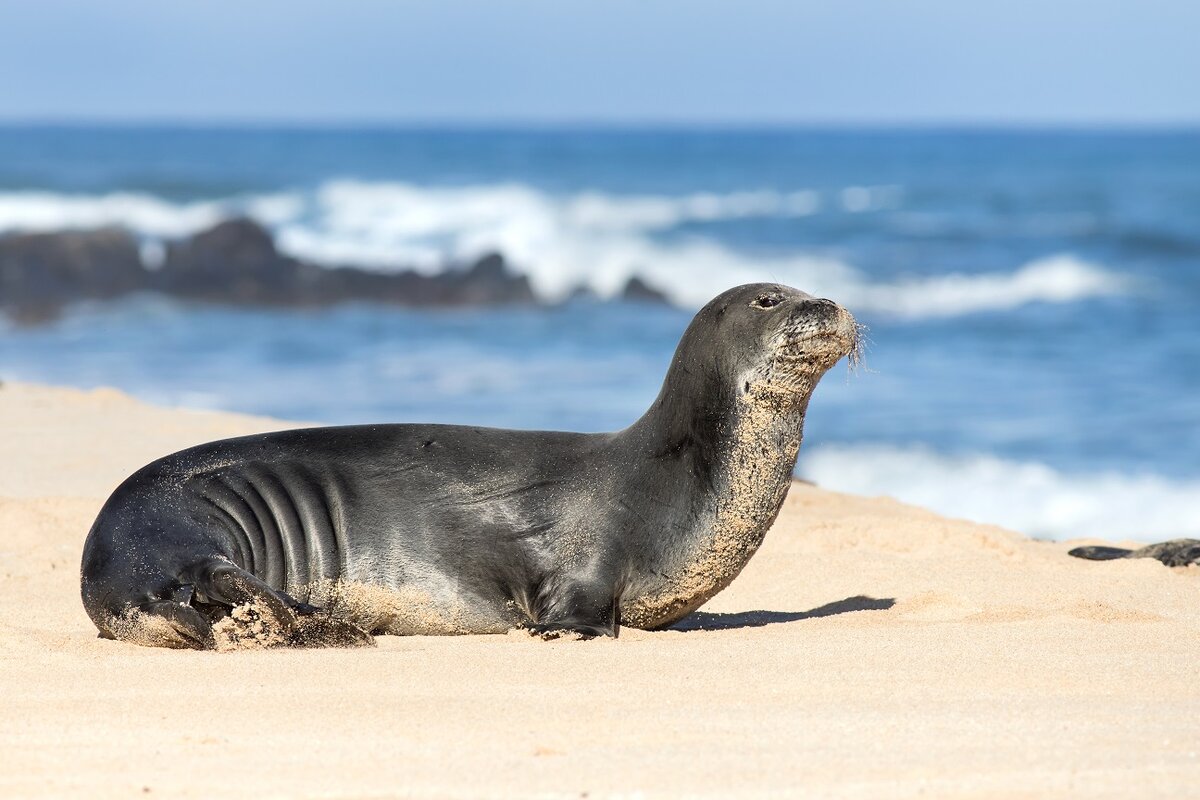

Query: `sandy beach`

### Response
(0, 381, 1195, 798)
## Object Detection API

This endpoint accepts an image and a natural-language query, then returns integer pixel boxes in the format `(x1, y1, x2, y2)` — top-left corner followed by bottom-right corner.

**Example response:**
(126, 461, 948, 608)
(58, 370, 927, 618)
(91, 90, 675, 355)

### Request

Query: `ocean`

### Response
(1, 126, 1197, 541)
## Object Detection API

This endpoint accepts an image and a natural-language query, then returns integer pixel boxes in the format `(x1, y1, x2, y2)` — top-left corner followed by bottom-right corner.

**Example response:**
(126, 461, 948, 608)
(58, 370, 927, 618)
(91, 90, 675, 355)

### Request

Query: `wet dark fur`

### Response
(80, 283, 858, 649)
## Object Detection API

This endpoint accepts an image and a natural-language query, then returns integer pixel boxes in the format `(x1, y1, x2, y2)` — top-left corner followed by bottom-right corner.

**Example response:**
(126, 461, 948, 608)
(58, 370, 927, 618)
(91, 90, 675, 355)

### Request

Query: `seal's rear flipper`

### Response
(105, 598, 214, 650)
(192, 560, 373, 649)
(1068, 546, 1134, 561)
(138, 599, 216, 649)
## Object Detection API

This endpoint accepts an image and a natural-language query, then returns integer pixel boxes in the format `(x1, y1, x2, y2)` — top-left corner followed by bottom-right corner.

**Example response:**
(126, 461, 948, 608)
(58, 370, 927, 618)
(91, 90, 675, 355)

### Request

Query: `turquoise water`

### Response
(1, 126, 1197, 540)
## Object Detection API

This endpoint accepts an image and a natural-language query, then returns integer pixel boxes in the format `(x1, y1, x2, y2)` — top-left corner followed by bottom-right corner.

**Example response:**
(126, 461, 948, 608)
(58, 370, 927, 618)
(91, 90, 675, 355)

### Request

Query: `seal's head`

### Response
(676, 283, 860, 401)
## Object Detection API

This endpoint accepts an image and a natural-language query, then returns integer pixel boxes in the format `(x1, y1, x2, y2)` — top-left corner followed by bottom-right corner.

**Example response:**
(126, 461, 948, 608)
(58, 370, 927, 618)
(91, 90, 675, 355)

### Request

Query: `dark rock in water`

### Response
(467, 252, 507, 281)
(156, 221, 536, 308)
(1, 219, 539, 321)
(0, 227, 147, 323)
(620, 276, 670, 304)
(450, 252, 536, 306)
(156, 218, 308, 304)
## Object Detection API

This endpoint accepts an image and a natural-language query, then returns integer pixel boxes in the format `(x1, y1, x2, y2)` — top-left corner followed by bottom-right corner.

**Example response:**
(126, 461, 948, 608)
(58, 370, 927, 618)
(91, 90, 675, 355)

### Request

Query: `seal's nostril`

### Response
(793, 298, 838, 318)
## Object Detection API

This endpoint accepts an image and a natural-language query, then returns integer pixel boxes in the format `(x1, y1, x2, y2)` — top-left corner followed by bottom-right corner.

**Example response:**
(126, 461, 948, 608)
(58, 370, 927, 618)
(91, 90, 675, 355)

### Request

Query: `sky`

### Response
(2, 0, 1198, 125)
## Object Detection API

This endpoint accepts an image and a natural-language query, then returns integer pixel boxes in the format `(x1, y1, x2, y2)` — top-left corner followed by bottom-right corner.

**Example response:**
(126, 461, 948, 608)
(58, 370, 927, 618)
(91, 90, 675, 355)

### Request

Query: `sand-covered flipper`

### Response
(194, 560, 373, 650)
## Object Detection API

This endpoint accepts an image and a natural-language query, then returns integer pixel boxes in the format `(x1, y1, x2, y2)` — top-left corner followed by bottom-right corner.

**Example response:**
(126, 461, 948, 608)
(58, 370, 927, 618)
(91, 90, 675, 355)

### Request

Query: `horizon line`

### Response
(1, 116, 1198, 133)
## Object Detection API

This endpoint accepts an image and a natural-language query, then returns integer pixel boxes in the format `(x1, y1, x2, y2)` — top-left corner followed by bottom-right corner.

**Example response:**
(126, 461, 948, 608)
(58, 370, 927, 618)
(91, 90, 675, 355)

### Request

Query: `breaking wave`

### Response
(798, 444, 1200, 542)
(0, 181, 1128, 317)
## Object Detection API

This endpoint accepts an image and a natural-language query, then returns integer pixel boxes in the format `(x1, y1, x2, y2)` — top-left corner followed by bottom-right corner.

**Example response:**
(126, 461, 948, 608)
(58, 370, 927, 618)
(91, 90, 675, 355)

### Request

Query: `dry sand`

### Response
(0, 381, 1196, 798)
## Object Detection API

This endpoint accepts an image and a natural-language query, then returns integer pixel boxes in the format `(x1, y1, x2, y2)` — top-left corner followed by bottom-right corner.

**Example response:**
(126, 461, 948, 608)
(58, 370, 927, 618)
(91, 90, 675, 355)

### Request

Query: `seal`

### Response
(80, 283, 860, 650)
(1069, 539, 1200, 567)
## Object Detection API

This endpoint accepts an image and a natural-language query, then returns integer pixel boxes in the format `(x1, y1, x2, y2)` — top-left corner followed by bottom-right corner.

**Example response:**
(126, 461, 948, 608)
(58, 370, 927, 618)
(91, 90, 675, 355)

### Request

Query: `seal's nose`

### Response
(796, 297, 841, 319)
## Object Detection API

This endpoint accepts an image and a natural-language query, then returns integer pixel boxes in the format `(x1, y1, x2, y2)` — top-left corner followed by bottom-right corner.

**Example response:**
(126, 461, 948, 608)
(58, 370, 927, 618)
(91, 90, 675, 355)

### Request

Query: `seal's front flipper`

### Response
(1068, 546, 1133, 561)
(526, 582, 621, 640)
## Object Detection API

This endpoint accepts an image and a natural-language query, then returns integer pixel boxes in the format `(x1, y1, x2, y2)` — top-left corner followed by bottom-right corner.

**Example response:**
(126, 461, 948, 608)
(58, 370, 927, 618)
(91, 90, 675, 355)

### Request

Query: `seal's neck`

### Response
(617, 362, 812, 629)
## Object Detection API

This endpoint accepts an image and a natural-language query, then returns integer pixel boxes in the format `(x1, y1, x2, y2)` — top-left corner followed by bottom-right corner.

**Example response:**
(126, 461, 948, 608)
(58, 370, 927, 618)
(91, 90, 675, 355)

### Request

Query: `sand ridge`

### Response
(0, 381, 1197, 798)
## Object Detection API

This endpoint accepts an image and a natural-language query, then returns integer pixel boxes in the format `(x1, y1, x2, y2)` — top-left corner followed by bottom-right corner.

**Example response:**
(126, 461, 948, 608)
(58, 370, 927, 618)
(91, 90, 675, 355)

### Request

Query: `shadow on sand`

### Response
(669, 595, 896, 632)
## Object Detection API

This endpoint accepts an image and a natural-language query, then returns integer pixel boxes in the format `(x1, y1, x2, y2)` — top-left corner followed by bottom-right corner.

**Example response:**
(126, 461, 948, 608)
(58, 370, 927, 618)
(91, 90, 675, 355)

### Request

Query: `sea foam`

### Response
(798, 444, 1200, 542)
(0, 191, 226, 238)
(0, 182, 1128, 319)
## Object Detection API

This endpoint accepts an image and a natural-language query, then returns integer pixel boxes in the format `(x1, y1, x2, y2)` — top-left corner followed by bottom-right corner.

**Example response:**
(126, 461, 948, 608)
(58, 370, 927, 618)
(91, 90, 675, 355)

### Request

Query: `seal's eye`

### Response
(750, 294, 782, 310)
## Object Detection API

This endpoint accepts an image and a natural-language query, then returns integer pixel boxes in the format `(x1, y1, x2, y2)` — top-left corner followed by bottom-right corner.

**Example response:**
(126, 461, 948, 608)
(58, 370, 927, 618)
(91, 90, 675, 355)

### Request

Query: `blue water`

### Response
(1, 126, 1198, 540)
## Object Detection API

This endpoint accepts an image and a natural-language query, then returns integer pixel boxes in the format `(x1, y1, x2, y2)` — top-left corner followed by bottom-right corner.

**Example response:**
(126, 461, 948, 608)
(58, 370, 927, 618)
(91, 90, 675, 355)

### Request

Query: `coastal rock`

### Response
(156, 219, 537, 308)
(620, 275, 670, 304)
(1, 220, 567, 321)
(299, 250, 536, 307)
(155, 218, 310, 304)
(0, 227, 146, 323)
(447, 252, 537, 306)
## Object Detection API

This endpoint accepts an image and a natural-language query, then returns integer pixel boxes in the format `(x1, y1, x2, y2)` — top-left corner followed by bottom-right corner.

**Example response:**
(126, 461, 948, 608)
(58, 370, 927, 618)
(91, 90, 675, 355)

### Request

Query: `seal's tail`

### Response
(1068, 546, 1133, 561)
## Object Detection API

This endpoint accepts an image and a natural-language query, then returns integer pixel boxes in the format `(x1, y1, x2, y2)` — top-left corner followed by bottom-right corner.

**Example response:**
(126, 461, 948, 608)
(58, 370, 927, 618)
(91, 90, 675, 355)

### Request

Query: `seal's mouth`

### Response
(778, 303, 862, 370)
